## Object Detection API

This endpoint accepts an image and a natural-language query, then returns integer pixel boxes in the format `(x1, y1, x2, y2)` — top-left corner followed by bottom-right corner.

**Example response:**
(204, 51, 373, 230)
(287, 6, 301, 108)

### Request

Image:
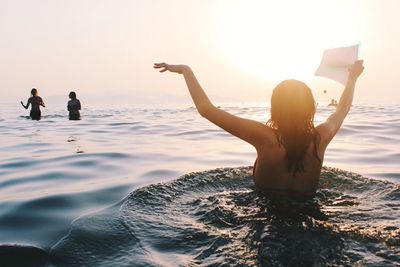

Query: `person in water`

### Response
(67, 91, 81, 120)
(154, 60, 364, 198)
(328, 99, 338, 107)
(20, 88, 46, 120)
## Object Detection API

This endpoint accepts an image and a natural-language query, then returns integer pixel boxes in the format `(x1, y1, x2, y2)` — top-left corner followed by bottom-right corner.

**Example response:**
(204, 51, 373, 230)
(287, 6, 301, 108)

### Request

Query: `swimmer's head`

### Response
(268, 79, 319, 173)
(31, 88, 38, 96)
(69, 91, 76, 99)
(269, 79, 316, 124)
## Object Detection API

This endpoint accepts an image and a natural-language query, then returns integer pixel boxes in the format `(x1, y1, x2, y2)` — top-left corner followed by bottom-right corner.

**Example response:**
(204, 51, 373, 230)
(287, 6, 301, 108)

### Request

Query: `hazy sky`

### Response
(1, 0, 399, 104)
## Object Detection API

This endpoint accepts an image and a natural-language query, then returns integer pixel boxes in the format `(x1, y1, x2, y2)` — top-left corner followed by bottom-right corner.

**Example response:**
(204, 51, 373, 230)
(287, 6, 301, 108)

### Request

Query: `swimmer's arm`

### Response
(317, 60, 364, 146)
(20, 99, 30, 109)
(197, 106, 273, 148)
(77, 100, 81, 110)
(154, 63, 212, 115)
(154, 63, 272, 147)
(40, 98, 46, 108)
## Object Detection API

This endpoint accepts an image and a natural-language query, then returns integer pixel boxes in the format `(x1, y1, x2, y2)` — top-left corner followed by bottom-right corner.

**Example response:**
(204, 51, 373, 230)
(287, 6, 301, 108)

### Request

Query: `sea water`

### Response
(0, 103, 399, 266)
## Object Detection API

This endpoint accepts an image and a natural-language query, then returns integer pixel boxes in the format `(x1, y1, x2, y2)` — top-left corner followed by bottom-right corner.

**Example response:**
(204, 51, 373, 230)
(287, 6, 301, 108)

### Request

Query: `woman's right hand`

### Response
(153, 63, 189, 74)
(348, 60, 364, 80)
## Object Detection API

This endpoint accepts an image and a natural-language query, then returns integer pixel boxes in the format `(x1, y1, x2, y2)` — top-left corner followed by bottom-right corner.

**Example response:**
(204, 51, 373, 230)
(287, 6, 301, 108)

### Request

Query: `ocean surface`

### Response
(0, 103, 399, 266)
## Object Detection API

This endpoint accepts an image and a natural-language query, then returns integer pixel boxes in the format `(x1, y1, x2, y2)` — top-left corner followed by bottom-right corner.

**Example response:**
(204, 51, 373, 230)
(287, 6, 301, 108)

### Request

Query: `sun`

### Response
(217, 0, 359, 82)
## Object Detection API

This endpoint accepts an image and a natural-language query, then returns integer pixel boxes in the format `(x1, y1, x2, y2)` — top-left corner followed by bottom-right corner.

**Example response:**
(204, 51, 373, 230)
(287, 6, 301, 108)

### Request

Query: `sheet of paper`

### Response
(314, 44, 359, 85)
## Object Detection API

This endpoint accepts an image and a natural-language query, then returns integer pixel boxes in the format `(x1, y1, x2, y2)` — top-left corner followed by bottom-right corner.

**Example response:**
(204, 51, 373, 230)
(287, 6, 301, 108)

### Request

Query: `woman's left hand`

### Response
(153, 63, 188, 74)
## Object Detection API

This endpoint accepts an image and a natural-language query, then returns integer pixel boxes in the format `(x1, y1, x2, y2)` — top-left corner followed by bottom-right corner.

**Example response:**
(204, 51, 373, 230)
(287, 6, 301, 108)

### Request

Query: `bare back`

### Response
(253, 127, 327, 197)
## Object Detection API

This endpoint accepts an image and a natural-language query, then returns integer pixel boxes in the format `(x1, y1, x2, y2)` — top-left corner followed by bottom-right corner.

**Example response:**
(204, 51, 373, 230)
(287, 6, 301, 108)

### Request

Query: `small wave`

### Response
(50, 167, 400, 266)
(0, 158, 39, 169)
(49, 152, 131, 162)
(140, 169, 181, 179)
(19, 115, 32, 120)
(0, 171, 75, 190)
(42, 115, 66, 119)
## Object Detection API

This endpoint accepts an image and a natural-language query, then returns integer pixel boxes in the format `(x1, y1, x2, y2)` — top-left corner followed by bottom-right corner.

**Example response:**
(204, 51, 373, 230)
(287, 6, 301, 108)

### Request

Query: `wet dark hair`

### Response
(267, 79, 321, 174)
(31, 88, 37, 96)
(69, 91, 76, 99)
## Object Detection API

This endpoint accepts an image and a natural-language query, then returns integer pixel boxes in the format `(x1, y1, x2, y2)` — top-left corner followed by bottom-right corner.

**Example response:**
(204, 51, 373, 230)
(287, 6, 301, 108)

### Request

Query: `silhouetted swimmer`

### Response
(67, 91, 81, 120)
(20, 88, 45, 120)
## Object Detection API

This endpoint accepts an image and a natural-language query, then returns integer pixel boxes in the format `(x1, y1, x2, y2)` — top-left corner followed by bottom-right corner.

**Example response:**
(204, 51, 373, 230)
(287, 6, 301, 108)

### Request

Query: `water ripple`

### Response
(51, 167, 399, 266)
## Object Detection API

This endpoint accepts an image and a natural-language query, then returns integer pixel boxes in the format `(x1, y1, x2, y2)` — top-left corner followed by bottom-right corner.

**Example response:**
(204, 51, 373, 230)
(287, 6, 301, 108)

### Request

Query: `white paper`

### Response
(314, 45, 359, 85)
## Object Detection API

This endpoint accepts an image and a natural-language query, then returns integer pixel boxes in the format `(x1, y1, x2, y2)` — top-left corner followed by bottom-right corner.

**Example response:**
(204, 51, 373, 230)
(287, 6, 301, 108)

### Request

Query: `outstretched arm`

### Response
(20, 100, 29, 109)
(317, 60, 364, 146)
(154, 63, 274, 148)
(154, 63, 212, 115)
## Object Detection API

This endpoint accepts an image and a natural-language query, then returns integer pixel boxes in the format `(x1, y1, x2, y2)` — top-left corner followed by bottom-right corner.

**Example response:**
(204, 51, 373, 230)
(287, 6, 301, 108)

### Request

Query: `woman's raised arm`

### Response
(154, 63, 274, 148)
(316, 60, 364, 146)
(154, 63, 212, 116)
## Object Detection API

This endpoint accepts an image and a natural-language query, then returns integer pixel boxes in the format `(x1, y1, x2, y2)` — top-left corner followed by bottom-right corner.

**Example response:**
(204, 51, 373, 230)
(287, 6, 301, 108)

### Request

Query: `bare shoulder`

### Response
(315, 122, 330, 136)
(254, 124, 280, 154)
(315, 122, 333, 151)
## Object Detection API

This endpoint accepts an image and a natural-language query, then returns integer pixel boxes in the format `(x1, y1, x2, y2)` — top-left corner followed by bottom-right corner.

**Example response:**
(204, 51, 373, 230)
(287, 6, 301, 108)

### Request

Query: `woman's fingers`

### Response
(154, 62, 170, 73)
(154, 62, 167, 68)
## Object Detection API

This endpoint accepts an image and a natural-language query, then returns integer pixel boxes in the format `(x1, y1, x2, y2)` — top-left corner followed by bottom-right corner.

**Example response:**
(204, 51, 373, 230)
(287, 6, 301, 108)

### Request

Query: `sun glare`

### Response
(217, 1, 359, 82)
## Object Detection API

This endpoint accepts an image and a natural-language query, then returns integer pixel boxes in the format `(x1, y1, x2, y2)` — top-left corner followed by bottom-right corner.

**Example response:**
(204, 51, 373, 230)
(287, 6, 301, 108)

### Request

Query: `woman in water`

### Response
(67, 91, 81, 120)
(154, 60, 364, 198)
(21, 88, 46, 120)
